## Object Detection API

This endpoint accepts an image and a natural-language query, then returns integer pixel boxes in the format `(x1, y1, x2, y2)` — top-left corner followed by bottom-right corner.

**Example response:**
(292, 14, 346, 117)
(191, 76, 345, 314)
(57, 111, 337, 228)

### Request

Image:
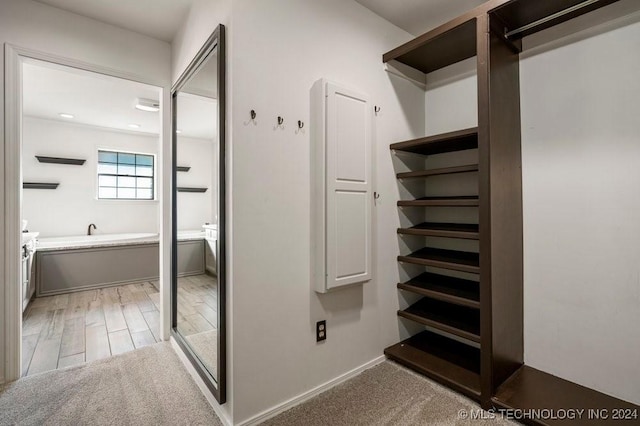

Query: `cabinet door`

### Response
(325, 83, 372, 291)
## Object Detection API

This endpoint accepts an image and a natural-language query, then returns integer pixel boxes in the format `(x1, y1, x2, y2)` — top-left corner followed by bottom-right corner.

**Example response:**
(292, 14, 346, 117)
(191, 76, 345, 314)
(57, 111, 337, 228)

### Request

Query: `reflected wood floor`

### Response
(176, 274, 217, 336)
(21, 274, 217, 377)
(22, 281, 162, 377)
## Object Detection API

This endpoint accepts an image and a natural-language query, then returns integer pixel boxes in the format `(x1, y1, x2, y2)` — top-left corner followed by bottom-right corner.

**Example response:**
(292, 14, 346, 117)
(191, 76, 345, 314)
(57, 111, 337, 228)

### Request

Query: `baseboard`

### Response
(237, 355, 386, 426)
(170, 337, 232, 426)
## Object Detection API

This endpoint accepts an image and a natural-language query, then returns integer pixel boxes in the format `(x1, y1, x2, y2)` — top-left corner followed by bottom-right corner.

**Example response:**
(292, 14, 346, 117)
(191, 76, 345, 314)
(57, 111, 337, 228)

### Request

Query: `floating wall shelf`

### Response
(177, 187, 208, 193)
(23, 182, 59, 190)
(176, 166, 191, 172)
(36, 156, 86, 166)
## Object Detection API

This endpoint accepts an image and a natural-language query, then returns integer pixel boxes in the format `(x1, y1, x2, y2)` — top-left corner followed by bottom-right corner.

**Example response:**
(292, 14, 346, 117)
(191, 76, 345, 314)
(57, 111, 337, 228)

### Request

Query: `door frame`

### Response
(2, 44, 171, 382)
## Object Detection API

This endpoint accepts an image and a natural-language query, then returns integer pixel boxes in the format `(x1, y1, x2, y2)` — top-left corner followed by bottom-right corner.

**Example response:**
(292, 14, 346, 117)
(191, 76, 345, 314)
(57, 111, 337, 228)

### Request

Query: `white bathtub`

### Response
(37, 232, 159, 250)
(35, 230, 207, 296)
(37, 230, 205, 250)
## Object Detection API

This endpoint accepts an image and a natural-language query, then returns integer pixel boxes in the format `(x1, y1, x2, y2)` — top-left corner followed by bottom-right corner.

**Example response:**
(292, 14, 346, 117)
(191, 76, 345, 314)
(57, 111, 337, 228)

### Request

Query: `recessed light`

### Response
(135, 98, 160, 112)
(59, 113, 74, 119)
(128, 124, 141, 129)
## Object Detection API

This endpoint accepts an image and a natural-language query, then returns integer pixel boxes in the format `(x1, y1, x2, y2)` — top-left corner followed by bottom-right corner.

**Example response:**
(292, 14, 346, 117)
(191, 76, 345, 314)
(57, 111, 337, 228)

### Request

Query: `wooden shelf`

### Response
(398, 247, 479, 274)
(398, 222, 479, 239)
(383, 19, 477, 74)
(177, 187, 208, 193)
(36, 156, 85, 165)
(398, 272, 479, 309)
(23, 182, 59, 190)
(391, 128, 478, 156)
(493, 366, 640, 425)
(385, 330, 481, 400)
(399, 297, 480, 342)
(397, 164, 478, 179)
(398, 196, 479, 207)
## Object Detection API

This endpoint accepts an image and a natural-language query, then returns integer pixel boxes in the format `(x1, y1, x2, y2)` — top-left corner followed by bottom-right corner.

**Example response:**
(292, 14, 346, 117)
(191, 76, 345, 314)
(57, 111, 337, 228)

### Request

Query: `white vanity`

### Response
(203, 223, 217, 275)
(22, 231, 39, 312)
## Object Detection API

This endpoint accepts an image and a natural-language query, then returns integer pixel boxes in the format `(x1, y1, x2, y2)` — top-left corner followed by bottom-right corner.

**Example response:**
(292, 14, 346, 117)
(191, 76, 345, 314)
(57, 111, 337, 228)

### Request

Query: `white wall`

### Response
(425, 57, 477, 136)
(0, 0, 171, 383)
(229, 0, 423, 423)
(22, 118, 160, 237)
(520, 7, 640, 405)
(176, 136, 215, 231)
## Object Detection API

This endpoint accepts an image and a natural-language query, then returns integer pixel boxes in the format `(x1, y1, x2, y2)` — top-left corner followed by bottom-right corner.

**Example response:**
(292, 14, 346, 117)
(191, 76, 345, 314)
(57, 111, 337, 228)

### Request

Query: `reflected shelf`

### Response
(177, 187, 208, 193)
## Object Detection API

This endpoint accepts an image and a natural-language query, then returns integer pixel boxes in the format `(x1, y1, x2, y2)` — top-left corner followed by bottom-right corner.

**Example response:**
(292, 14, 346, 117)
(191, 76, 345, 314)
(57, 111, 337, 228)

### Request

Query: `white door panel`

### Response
(313, 79, 372, 292)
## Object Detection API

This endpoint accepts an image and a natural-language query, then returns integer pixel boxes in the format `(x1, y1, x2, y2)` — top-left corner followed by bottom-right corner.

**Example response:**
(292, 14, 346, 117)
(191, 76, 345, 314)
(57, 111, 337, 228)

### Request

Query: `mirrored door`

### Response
(171, 25, 225, 403)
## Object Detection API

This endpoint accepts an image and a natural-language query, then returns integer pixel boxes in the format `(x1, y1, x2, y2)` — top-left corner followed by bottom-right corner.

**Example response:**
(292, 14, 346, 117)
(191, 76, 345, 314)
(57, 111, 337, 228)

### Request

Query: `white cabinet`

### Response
(312, 79, 372, 293)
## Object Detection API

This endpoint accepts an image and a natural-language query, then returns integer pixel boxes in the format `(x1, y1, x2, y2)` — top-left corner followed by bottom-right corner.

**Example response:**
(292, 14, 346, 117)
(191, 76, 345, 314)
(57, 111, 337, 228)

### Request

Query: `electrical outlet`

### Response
(316, 320, 326, 342)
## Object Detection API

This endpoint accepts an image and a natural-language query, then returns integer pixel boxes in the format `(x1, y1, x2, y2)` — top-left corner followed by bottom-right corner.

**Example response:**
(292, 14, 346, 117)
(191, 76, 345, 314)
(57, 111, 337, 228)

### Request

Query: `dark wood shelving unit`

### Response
(385, 330, 481, 400)
(398, 247, 480, 274)
(398, 222, 479, 239)
(23, 182, 59, 190)
(398, 272, 480, 309)
(391, 125, 482, 399)
(391, 127, 478, 156)
(398, 196, 479, 207)
(384, 0, 639, 422)
(35, 156, 85, 165)
(399, 298, 480, 342)
(397, 164, 478, 179)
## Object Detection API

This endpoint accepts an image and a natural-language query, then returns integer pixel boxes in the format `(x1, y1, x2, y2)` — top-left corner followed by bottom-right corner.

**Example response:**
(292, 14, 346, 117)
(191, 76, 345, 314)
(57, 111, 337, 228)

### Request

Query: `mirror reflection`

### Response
(175, 47, 219, 380)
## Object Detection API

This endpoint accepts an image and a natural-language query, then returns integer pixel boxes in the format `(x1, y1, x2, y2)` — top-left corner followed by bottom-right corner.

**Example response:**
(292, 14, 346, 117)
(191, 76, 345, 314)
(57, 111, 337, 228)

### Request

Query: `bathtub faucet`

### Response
(87, 223, 97, 235)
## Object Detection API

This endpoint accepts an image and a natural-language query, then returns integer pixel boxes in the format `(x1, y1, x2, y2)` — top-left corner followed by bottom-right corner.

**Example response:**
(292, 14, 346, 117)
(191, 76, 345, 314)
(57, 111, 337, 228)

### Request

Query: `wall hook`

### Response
(250, 109, 257, 120)
(374, 106, 381, 115)
(277, 116, 284, 126)
(298, 120, 304, 129)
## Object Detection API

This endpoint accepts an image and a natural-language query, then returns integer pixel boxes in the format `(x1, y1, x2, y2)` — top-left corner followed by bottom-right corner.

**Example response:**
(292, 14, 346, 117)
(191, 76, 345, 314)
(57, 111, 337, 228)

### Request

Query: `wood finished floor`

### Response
(22, 274, 217, 377)
(176, 274, 217, 337)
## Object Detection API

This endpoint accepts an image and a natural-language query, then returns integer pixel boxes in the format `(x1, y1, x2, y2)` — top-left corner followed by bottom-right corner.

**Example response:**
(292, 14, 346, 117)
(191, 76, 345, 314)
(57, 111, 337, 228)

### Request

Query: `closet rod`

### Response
(505, 0, 601, 39)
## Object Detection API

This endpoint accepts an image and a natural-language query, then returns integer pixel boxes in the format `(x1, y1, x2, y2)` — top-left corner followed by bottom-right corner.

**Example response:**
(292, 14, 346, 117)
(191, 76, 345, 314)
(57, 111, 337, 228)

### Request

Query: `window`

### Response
(97, 150, 154, 200)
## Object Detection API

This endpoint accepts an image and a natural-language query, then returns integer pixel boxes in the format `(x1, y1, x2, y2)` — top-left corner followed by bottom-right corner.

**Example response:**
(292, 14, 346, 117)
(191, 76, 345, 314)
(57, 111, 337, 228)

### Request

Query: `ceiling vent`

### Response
(135, 98, 160, 112)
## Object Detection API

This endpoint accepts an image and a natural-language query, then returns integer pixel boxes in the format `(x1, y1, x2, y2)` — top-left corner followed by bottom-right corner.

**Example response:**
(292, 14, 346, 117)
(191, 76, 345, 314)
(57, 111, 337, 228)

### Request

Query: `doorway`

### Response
(3, 47, 169, 381)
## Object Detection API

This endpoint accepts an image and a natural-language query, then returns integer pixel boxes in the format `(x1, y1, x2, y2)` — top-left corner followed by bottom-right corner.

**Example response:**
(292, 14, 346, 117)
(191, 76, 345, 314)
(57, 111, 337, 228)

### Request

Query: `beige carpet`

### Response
(185, 329, 218, 378)
(264, 361, 517, 426)
(0, 342, 221, 426)
(1, 344, 518, 426)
